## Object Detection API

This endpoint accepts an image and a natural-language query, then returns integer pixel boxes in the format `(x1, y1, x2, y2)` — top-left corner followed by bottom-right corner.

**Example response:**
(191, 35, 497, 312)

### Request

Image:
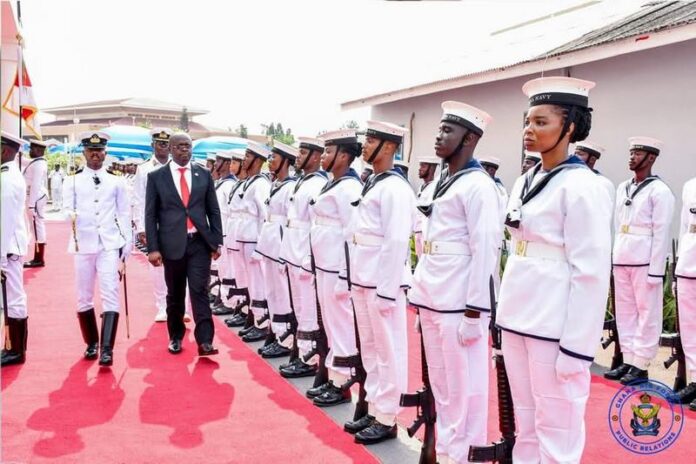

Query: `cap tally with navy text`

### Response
(320, 129, 358, 146)
(365, 120, 408, 144)
(440, 101, 492, 137)
(246, 141, 272, 160)
(628, 136, 663, 156)
(272, 140, 299, 161)
(298, 137, 325, 152)
(523, 76, 595, 108)
(575, 141, 605, 159)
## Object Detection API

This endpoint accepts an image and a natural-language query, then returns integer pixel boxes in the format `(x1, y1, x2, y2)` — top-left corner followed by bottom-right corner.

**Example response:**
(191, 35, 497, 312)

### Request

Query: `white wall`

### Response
(372, 39, 696, 233)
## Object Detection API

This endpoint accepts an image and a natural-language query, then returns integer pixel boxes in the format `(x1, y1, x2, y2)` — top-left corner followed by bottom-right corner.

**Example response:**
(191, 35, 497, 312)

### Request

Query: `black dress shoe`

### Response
(225, 313, 246, 327)
(314, 384, 351, 407)
(620, 366, 648, 385)
(306, 382, 331, 399)
(198, 343, 219, 356)
(241, 326, 268, 343)
(212, 305, 235, 316)
(280, 360, 317, 379)
(168, 339, 182, 354)
(604, 363, 631, 381)
(344, 414, 374, 434)
(84, 343, 99, 360)
(260, 342, 291, 359)
(354, 421, 397, 445)
(672, 382, 696, 404)
(279, 357, 301, 371)
(690, 398, 696, 412)
(238, 324, 256, 337)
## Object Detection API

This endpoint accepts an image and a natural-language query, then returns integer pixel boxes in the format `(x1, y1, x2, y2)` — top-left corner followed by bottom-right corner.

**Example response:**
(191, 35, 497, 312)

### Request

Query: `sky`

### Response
(17, 0, 644, 137)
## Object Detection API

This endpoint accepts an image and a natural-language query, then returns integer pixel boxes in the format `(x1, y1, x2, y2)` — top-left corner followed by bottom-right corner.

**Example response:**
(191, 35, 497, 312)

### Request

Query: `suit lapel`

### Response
(189, 163, 203, 204)
(163, 161, 186, 208)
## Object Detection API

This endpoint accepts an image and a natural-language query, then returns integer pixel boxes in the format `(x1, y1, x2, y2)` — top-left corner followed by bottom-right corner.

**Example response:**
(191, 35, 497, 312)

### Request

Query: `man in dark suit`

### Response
(145, 133, 223, 356)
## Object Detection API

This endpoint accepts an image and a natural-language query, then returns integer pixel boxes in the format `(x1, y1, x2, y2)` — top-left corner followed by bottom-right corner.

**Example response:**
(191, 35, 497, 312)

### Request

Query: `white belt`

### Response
(352, 232, 383, 247)
(513, 240, 566, 262)
(287, 219, 311, 230)
(619, 224, 652, 236)
(422, 240, 471, 256)
(267, 214, 286, 224)
(314, 216, 342, 228)
(239, 212, 260, 221)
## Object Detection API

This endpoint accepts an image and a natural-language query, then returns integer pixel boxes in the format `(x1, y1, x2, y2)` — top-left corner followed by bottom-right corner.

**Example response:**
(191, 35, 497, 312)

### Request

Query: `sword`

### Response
(119, 260, 130, 338)
(1, 271, 10, 350)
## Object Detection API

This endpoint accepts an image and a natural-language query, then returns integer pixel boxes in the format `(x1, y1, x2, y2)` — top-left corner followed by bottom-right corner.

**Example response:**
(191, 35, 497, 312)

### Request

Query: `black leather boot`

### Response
(1, 317, 28, 366)
(98, 312, 119, 367)
(604, 363, 631, 381)
(24, 243, 46, 268)
(78, 309, 99, 360)
(354, 420, 397, 445)
(620, 366, 648, 385)
(344, 414, 374, 434)
(672, 382, 696, 404)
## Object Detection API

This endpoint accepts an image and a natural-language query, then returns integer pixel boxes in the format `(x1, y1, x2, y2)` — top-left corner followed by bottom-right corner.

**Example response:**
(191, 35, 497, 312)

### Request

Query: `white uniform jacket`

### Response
(49, 170, 65, 191)
(279, 172, 328, 271)
(349, 170, 416, 301)
(676, 177, 696, 279)
(496, 157, 612, 361)
(133, 157, 167, 233)
(410, 163, 500, 313)
(63, 167, 132, 255)
(414, 180, 436, 235)
(235, 174, 271, 244)
(22, 156, 48, 209)
(225, 179, 246, 251)
(256, 177, 296, 262)
(215, 175, 237, 237)
(310, 171, 362, 273)
(613, 176, 675, 281)
(1, 162, 29, 258)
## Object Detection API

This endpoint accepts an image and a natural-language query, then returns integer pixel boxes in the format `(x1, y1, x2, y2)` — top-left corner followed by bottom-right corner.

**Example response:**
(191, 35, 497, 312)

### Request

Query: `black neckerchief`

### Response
(351, 169, 404, 207)
(318, 168, 362, 196)
(417, 180, 433, 198)
(494, 176, 504, 187)
(519, 155, 586, 205)
(418, 159, 485, 217)
(624, 176, 659, 206)
(265, 176, 296, 205)
(239, 174, 264, 199)
(292, 170, 328, 195)
(215, 174, 236, 190)
(227, 178, 246, 204)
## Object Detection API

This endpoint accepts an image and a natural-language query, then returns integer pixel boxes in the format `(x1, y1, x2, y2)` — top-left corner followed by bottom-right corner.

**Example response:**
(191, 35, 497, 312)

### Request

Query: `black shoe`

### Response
(0, 317, 27, 367)
(238, 323, 256, 337)
(690, 398, 696, 412)
(604, 363, 631, 381)
(198, 343, 219, 356)
(314, 384, 351, 407)
(620, 366, 649, 385)
(212, 305, 235, 316)
(98, 312, 119, 367)
(672, 382, 696, 404)
(168, 339, 182, 354)
(354, 421, 397, 445)
(279, 356, 301, 371)
(306, 382, 331, 399)
(241, 326, 268, 343)
(225, 313, 246, 327)
(24, 243, 45, 268)
(261, 342, 291, 359)
(344, 414, 374, 434)
(280, 360, 317, 379)
(78, 309, 99, 360)
(84, 343, 99, 360)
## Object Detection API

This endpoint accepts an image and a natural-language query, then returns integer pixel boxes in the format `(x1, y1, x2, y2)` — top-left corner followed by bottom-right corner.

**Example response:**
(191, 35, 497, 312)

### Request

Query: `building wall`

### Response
(371, 39, 696, 233)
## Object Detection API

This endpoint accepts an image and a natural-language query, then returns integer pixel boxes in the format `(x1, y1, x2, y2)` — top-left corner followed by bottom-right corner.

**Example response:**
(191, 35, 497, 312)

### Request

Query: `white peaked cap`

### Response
(246, 141, 272, 159)
(1, 130, 28, 146)
(522, 76, 595, 108)
(272, 140, 299, 159)
(524, 150, 541, 161)
(417, 155, 440, 165)
(575, 141, 605, 158)
(230, 148, 246, 161)
(365, 120, 409, 143)
(479, 156, 501, 167)
(149, 127, 172, 138)
(440, 101, 492, 136)
(320, 129, 358, 145)
(298, 137, 325, 150)
(628, 136, 664, 155)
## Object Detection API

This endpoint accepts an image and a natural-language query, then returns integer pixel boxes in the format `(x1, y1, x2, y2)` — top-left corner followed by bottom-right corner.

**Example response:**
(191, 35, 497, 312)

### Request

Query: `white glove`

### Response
(375, 297, 396, 316)
(335, 278, 350, 300)
(647, 275, 663, 286)
(457, 316, 483, 346)
(555, 352, 589, 382)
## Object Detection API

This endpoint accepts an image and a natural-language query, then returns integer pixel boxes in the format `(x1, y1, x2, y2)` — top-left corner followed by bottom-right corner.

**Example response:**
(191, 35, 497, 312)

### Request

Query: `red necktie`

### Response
(178, 167, 194, 230)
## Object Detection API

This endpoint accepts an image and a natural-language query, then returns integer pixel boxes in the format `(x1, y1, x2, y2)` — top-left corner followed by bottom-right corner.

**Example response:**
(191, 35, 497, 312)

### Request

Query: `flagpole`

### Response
(16, 0, 24, 140)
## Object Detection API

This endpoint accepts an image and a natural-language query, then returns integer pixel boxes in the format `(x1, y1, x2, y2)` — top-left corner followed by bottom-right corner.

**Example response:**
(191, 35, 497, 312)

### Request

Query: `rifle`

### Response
(300, 246, 329, 388)
(659, 239, 686, 392)
(118, 259, 130, 339)
(469, 276, 515, 463)
(2, 271, 10, 350)
(333, 242, 368, 421)
(400, 312, 436, 464)
(601, 272, 623, 370)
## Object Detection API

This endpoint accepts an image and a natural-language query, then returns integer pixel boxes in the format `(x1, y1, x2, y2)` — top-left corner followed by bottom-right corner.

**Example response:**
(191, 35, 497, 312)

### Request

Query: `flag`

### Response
(2, 59, 42, 139)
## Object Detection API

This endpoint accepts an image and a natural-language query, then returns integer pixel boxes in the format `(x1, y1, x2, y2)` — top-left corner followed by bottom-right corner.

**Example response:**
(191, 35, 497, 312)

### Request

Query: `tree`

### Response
(266, 122, 276, 136)
(179, 107, 190, 132)
(276, 122, 284, 136)
(238, 124, 248, 138)
(342, 120, 360, 130)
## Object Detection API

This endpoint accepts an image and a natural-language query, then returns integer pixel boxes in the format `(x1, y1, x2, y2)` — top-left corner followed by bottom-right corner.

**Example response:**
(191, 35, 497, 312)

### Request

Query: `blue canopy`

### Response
(192, 136, 249, 159)
(101, 125, 153, 154)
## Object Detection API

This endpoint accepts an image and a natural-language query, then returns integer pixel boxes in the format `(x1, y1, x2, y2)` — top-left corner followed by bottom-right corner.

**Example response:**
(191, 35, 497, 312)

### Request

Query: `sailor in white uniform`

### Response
(673, 175, 696, 409)
(1, 131, 30, 367)
(63, 132, 132, 367)
(480, 156, 509, 293)
(278, 137, 328, 379)
(508, 150, 541, 210)
(303, 130, 363, 407)
(409, 102, 498, 464)
(605, 137, 675, 384)
(23, 139, 49, 268)
(574, 141, 615, 204)
(496, 77, 612, 464)
(347, 120, 415, 445)
(134, 129, 171, 322)
(413, 155, 439, 258)
(49, 164, 65, 211)
(254, 141, 297, 359)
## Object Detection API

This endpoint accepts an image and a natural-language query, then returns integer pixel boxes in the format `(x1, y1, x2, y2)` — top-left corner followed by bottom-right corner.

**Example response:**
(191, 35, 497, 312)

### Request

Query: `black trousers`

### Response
(163, 234, 213, 344)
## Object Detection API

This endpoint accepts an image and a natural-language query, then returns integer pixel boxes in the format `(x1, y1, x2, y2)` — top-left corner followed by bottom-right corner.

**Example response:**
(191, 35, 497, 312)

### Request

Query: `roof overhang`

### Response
(341, 22, 696, 110)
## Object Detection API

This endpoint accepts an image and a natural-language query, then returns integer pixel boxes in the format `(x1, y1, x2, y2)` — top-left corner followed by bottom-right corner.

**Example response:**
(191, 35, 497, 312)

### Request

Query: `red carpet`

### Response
(1, 221, 378, 464)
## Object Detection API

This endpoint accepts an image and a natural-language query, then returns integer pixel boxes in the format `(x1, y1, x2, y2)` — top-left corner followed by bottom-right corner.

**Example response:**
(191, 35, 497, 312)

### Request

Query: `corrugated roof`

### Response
(545, 0, 696, 56)
(44, 97, 207, 115)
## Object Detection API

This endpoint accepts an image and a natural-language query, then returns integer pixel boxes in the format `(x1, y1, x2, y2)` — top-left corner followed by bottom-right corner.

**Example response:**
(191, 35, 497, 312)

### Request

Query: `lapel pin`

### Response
(194, 172, 199, 176)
